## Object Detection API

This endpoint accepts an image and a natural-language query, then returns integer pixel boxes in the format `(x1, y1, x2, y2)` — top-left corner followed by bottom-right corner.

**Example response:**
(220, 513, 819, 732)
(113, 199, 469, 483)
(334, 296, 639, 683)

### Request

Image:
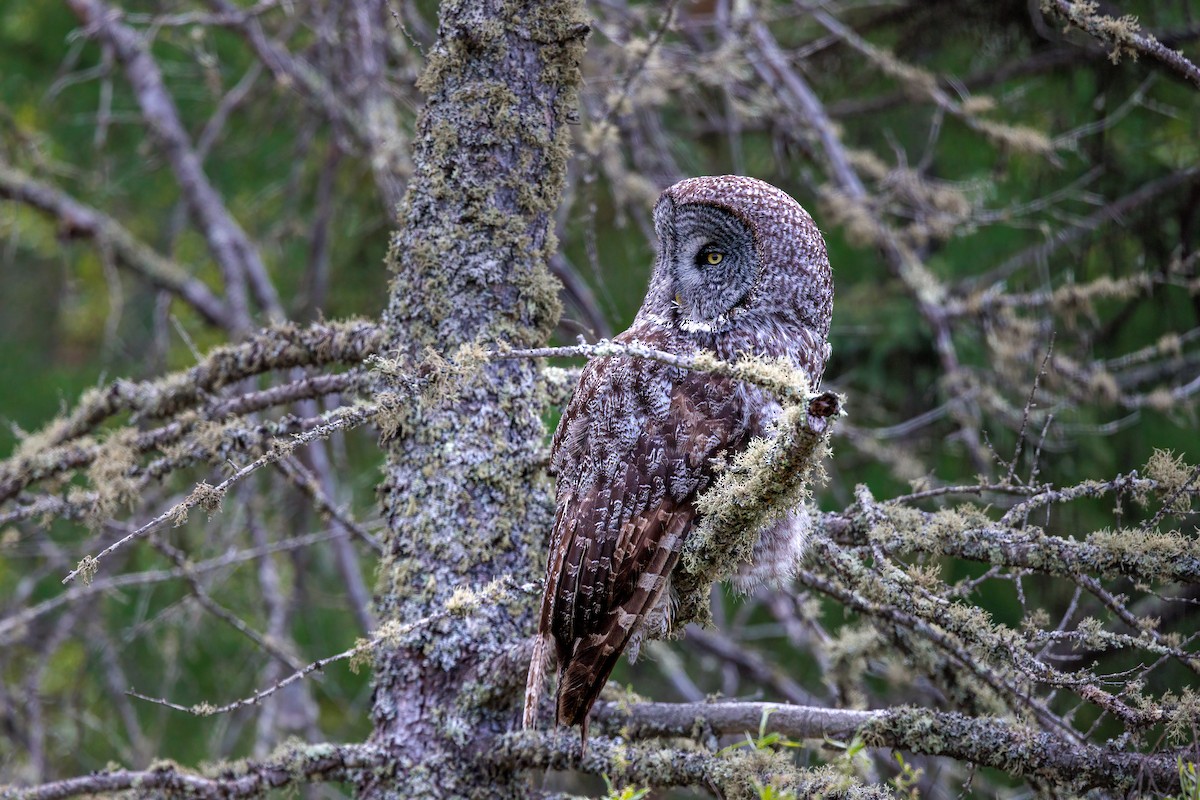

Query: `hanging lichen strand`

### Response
(365, 1, 587, 797)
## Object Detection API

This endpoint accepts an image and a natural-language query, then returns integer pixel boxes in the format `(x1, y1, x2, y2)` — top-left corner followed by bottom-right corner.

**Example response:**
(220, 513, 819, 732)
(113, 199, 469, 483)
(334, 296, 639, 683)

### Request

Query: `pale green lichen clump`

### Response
(672, 372, 843, 628)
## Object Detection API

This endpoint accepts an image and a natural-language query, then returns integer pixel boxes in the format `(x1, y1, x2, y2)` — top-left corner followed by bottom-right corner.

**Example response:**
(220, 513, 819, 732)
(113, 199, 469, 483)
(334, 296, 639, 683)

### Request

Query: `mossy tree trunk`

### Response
(362, 1, 587, 796)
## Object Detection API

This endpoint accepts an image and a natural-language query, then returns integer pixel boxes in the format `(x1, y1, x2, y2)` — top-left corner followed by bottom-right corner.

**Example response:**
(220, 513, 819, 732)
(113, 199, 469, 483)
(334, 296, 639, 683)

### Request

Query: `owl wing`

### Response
(538, 341, 750, 731)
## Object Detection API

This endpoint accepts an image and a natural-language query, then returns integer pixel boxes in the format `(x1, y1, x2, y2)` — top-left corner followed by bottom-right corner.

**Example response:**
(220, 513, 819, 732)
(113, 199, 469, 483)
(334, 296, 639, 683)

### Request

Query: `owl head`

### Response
(641, 175, 833, 341)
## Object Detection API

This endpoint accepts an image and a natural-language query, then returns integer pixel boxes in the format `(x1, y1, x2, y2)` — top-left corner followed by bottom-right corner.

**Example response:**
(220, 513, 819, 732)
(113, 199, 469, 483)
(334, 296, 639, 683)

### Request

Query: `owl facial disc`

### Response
(654, 197, 760, 326)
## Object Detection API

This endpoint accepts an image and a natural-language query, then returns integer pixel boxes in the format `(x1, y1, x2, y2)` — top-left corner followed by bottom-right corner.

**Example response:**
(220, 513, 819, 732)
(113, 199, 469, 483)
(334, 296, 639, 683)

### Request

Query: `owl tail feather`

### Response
(555, 634, 625, 745)
(522, 633, 550, 730)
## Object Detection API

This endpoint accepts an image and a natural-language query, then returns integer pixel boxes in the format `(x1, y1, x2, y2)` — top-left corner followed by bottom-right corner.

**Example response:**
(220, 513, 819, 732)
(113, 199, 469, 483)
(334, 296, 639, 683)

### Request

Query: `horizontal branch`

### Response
(492, 726, 886, 799)
(499, 340, 817, 403)
(0, 529, 341, 645)
(2, 742, 385, 800)
(819, 478, 1200, 586)
(591, 700, 872, 740)
(589, 701, 1182, 794)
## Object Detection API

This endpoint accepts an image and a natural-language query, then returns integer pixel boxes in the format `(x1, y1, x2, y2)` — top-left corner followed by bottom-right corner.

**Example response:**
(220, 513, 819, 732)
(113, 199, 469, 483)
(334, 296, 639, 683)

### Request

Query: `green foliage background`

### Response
(1, 1, 1197, 791)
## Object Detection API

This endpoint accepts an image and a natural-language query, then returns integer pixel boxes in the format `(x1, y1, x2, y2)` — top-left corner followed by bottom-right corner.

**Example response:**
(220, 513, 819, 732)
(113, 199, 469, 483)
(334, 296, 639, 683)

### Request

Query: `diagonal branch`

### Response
(1045, 0, 1200, 89)
(750, 21, 988, 471)
(0, 161, 231, 329)
(65, 0, 283, 331)
(61, 400, 379, 584)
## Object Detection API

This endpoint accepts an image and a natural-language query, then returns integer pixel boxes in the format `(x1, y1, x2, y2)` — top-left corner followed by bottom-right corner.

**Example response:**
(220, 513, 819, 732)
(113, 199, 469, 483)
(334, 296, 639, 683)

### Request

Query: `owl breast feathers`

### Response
(524, 176, 833, 740)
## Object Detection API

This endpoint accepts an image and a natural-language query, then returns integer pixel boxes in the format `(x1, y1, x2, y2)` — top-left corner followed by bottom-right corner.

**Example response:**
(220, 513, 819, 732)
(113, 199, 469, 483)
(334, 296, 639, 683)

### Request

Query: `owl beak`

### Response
(674, 292, 682, 306)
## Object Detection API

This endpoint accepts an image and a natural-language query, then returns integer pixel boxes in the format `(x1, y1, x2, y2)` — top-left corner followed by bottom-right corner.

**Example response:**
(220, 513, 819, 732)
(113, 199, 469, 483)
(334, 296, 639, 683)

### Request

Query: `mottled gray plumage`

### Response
(523, 176, 834, 739)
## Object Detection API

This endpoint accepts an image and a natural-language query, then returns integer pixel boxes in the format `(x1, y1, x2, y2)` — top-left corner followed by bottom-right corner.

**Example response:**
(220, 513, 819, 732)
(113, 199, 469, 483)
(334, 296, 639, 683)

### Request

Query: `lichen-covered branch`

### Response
(5, 319, 381, 460)
(580, 700, 1183, 792)
(502, 340, 818, 402)
(0, 368, 365, 507)
(1044, 0, 1200, 88)
(491, 728, 890, 800)
(821, 482, 1200, 586)
(0, 743, 387, 800)
(62, 398, 378, 584)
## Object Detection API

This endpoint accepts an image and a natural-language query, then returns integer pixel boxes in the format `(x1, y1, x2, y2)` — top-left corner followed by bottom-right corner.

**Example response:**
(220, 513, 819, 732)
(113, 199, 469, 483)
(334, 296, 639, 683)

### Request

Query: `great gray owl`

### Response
(523, 175, 833, 740)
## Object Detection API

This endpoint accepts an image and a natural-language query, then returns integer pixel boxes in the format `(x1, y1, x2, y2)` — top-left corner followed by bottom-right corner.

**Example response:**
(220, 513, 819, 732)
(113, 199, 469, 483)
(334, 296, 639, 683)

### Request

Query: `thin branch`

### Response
(127, 636, 355, 717)
(283, 424, 376, 632)
(499, 340, 818, 402)
(274, 457, 382, 553)
(685, 626, 822, 706)
(203, 0, 352, 124)
(591, 700, 873, 740)
(0, 530, 341, 644)
(66, 0, 283, 329)
(127, 577, 535, 716)
(594, 0, 680, 129)
(149, 534, 306, 672)
(963, 166, 1200, 292)
(62, 401, 378, 584)
(749, 20, 989, 471)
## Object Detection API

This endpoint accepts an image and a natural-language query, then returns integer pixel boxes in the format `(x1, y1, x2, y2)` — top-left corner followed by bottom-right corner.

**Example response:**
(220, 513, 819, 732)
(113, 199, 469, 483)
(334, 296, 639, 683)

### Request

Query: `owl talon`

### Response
(808, 391, 839, 419)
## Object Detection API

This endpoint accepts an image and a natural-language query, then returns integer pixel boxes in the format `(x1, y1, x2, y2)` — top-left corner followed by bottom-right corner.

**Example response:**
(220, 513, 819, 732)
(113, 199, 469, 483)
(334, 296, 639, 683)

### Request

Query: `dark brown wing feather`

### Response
(555, 505, 690, 726)
(536, 337, 750, 730)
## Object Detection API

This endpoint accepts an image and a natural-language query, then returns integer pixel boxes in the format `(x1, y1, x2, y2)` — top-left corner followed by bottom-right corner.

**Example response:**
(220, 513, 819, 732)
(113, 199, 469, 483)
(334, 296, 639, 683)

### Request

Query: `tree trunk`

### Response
(363, 1, 587, 796)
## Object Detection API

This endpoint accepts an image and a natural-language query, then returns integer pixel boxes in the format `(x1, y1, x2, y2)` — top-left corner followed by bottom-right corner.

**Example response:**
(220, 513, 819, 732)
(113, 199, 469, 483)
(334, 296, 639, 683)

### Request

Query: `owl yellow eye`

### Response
(704, 251, 724, 266)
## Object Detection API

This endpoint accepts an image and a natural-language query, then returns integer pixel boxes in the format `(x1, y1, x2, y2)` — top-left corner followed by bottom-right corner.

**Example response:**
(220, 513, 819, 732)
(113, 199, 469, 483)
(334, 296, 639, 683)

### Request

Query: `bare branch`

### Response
(127, 577, 535, 717)
(0, 530, 341, 645)
(0, 162, 231, 328)
(66, 0, 283, 329)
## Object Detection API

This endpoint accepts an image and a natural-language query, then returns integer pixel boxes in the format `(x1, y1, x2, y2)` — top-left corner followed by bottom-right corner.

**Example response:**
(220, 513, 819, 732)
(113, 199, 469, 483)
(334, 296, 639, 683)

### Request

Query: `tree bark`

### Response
(364, 1, 587, 796)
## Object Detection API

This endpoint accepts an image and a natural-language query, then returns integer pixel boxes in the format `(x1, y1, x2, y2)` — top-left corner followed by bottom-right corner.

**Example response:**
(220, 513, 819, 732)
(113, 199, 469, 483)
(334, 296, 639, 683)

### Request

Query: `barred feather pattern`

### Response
(524, 176, 834, 738)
